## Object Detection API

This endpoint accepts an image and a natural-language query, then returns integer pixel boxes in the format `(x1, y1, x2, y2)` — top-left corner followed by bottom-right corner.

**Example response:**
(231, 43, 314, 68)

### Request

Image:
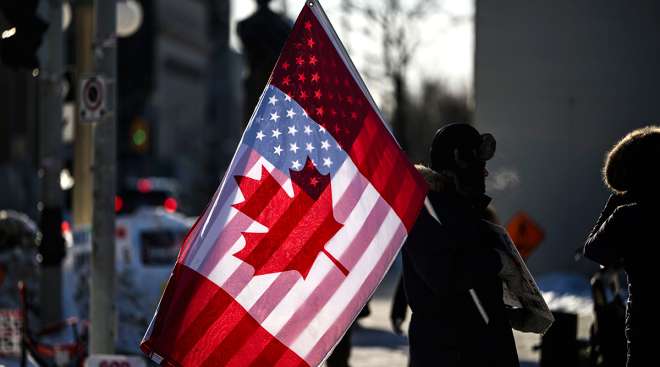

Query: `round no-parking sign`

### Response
(79, 75, 107, 122)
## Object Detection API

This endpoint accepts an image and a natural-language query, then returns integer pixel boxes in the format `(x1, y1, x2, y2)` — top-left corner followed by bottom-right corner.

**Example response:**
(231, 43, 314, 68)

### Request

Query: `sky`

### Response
(229, 0, 475, 100)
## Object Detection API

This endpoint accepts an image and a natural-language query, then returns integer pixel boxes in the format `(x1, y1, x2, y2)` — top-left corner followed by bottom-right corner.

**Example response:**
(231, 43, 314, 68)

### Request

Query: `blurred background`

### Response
(1, 0, 660, 366)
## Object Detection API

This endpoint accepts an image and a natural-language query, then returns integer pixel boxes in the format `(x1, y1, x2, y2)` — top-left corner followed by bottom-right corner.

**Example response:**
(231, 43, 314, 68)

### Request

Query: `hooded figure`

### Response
(584, 126, 660, 367)
(402, 123, 519, 367)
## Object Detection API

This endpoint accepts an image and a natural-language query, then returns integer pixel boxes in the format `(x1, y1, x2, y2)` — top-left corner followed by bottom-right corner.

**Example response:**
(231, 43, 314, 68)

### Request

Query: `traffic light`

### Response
(0, 0, 48, 69)
(129, 116, 150, 153)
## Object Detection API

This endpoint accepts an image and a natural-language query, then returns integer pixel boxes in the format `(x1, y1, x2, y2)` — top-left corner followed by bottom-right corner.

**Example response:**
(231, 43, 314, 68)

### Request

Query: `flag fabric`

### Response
(140, 1, 427, 366)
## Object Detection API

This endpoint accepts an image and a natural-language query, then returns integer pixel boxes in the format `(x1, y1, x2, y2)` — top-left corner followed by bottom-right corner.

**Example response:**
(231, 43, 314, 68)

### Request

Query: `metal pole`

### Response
(38, 0, 65, 325)
(72, 0, 95, 229)
(90, 0, 117, 354)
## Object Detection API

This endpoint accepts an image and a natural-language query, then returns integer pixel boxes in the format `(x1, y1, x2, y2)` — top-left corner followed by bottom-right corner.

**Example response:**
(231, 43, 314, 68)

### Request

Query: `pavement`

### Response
(338, 298, 540, 367)
(320, 298, 590, 367)
(333, 296, 594, 367)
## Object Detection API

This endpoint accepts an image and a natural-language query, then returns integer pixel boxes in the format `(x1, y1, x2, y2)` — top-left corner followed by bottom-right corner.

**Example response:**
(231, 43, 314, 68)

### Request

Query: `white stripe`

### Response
(258, 181, 381, 335)
(330, 158, 359, 208)
(291, 207, 403, 357)
(324, 175, 380, 260)
(234, 272, 280, 310)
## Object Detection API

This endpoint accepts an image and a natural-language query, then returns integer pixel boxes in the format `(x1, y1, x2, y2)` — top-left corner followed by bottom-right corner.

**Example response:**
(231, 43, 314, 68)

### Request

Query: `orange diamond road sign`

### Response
(507, 211, 544, 260)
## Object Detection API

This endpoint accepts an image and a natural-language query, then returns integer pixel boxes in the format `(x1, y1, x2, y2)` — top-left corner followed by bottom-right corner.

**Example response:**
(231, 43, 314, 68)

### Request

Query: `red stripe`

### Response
(200, 314, 261, 367)
(141, 264, 308, 367)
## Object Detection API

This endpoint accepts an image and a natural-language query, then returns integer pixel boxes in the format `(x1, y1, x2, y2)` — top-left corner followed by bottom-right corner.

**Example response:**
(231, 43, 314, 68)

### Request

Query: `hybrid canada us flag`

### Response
(141, 1, 427, 365)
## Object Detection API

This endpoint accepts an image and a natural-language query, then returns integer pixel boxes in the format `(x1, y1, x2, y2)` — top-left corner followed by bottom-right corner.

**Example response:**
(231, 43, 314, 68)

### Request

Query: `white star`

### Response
(321, 140, 331, 150)
(336, 142, 342, 150)
(270, 111, 280, 122)
(284, 94, 292, 102)
(289, 142, 299, 153)
(304, 125, 313, 135)
(291, 160, 302, 170)
(274, 145, 283, 155)
(271, 128, 282, 139)
(305, 142, 315, 153)
(287, 125, 298, 136)
(323, 157, 333, 167)
(268, 95, 279, 105)
(302, 109, 308, 118)
(256, 130, 265, 141)
(318, 125, 326, 133)
(286, 108, 297, 119)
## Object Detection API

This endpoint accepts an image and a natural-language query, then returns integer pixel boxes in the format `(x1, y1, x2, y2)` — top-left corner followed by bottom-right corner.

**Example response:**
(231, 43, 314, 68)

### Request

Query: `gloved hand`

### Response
(391, 317, 404, 335)
(588, 192, 636, 237)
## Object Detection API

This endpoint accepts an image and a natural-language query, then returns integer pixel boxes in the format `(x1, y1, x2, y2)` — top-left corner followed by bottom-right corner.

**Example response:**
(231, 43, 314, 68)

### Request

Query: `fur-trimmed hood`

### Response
(415, 164, 455, 193)
(603, 126, 660, 193)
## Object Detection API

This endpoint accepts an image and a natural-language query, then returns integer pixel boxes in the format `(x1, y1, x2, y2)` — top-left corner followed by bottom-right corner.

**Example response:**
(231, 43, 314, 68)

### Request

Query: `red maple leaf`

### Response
(232, 159, 347, 279)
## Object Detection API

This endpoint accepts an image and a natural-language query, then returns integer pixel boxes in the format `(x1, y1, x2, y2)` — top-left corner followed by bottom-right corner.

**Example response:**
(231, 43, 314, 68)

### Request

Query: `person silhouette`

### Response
(402, 124, 519, 367)
(237, 0, 292, 126)
(584, 126, 660, 367)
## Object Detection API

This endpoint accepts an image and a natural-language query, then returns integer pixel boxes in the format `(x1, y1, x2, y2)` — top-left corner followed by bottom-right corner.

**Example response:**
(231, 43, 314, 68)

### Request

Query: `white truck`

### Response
(61, 208, 194, 354)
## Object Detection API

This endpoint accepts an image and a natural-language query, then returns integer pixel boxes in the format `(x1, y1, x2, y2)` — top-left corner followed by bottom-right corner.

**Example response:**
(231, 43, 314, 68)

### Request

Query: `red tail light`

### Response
(163, 197, 177, 213)
(61, 220, 71, 234)
(115, 196, 124, 213)
(137, 178, 152, 193)
(116, 226, 127, 239)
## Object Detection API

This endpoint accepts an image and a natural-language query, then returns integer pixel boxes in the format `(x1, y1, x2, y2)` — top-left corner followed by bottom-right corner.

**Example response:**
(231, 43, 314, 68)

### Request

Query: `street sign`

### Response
(79, 75, 107, 122)
(86, 354, 146, 367)
(506, 211, 545, 260)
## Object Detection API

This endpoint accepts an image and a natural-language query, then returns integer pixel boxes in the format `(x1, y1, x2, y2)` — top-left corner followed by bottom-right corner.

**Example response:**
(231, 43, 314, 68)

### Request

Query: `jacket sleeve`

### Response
(584, 204, 634, 267)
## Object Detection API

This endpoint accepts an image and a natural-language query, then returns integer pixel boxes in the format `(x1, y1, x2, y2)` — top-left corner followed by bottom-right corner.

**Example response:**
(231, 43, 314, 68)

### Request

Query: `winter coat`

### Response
(402, 165, 519, 367)
(584, 198, 659, 366)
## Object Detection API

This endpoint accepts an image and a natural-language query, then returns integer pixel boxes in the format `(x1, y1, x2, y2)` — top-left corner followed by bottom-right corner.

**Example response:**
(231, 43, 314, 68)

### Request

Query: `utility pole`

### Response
(72, 0, 95, 229)
(90, 0, 117, 354)
(38, 0, 65, 325)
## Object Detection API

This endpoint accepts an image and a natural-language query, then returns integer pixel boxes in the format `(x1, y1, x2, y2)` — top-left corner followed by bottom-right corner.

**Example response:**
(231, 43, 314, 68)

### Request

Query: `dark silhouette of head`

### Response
(603, 125, 660, 198)
(256, 0, 272, 8)
(430, 123, 496, 198)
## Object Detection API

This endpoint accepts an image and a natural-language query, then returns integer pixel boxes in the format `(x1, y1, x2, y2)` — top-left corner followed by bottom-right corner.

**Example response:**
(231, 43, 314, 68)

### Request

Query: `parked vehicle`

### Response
(61, 208, 194, 354)
(116, 177, 180, 215)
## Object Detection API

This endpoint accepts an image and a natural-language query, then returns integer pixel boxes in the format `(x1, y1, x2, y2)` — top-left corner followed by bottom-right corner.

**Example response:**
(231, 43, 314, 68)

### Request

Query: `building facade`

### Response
(475, 0, 660, 274)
